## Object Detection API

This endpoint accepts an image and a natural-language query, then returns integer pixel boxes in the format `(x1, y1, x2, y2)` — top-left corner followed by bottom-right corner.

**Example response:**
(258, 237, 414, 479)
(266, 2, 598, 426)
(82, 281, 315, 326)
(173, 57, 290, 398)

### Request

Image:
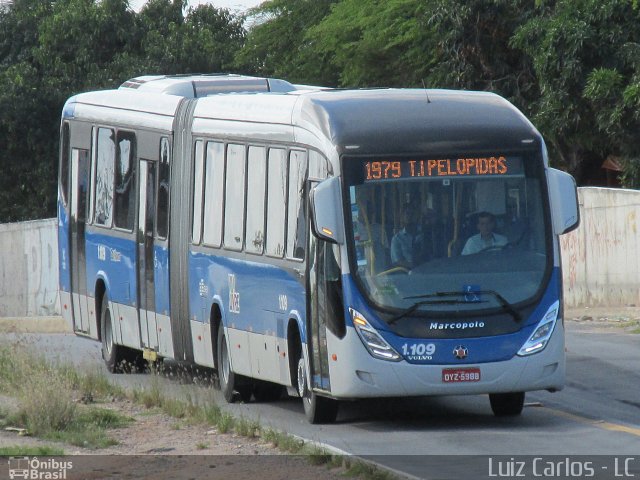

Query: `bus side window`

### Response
(75, 149, 90, 222)
(308, 149, 330, 180)
(192, 140, 205, 244)
(224, 144, 247, 251)
(114, 131, 136, 231)
(245, 146, 267, 254)
(287, 150, 307, 260)
(266, 148, 287, 257)
(156, 137, 170, 240)
(202, 141, 225, 247)
(94, 128, 115, 227)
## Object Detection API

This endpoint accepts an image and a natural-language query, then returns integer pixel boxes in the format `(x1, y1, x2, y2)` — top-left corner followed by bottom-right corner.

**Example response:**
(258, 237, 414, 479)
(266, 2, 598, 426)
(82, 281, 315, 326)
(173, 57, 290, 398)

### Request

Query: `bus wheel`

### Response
(216, 326, 252, 403)
(101, 296, 126, 373)
(297, 356, 338, 424)
(489, 392, 525, 416)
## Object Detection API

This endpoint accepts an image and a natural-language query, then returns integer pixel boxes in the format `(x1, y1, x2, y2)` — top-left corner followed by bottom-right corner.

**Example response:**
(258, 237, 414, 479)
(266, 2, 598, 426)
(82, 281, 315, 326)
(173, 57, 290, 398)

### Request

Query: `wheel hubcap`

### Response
(221, 338, 230, 385)
(297, 359, 307, 398)
(104, 311, 113, 356)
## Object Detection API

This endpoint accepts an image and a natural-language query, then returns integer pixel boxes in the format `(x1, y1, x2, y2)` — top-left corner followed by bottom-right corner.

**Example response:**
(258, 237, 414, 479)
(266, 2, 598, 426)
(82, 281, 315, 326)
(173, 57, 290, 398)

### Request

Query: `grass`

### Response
(344, 460, 396, 480)
(216, 412, 235, 433)
(0, 343, 131, 449)
(0, 342, 398, 480)
(624, 321, 640, 334)
(235, 416, 260, 438)
(261, 427, 305, 453)
(0, 445, 65, 456)
(193, 402, 223, 425)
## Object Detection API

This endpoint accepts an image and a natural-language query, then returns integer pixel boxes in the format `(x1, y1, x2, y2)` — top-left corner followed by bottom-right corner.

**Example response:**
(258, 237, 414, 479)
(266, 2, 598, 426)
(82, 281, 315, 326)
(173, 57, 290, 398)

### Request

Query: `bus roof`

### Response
(300, 89, 540, 155)
(194, 88, 542, 156)
(63, 89, 184, 132)
(66, 85, 542, 157)
(119, 73, 297, 98)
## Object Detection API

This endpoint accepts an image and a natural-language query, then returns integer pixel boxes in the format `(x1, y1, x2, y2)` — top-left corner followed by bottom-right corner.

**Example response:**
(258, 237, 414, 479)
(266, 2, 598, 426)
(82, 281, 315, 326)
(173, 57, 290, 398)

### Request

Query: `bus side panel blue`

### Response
(343, 267, 563, 365)
(58, 201, 71, 292)
(85, 230, 137, 307)
(154, 245, 170, 315)
(189, 251, 306, 342)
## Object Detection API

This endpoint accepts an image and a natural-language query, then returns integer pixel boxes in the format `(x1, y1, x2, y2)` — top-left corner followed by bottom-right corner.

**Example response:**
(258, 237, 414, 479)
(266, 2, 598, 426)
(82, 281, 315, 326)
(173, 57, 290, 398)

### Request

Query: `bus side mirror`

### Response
(310, 176, 345, 244)
(548, 168, 580, 235)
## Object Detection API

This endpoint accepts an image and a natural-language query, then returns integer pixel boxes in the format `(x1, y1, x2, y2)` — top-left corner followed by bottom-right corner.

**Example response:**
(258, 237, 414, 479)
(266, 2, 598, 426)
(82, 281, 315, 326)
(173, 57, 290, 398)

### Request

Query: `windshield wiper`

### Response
(387, 297, 487, 325)
(394, 290, 521, 324)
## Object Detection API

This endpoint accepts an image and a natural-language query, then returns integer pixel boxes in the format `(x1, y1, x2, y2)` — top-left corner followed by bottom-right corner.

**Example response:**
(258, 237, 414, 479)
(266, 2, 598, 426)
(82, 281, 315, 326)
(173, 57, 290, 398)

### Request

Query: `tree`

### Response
(0, 0, 249, 222)
(235, 0, 339, 86)
(418, 0, 539, 106)
(34, 0, 139, 89)
(579, 3, 640, 187)
(512, 0, 640, 184)
(304, 0, 426, 87)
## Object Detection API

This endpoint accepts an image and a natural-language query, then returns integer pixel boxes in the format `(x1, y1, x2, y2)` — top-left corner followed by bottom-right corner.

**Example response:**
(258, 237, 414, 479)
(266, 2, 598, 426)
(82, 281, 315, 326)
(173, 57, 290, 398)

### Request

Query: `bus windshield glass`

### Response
(344, 154, 550, 315)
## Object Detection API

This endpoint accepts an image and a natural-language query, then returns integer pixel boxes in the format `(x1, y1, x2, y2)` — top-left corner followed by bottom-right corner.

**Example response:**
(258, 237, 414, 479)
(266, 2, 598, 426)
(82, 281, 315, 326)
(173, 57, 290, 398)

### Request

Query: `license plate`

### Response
(442, 367, 481, 383)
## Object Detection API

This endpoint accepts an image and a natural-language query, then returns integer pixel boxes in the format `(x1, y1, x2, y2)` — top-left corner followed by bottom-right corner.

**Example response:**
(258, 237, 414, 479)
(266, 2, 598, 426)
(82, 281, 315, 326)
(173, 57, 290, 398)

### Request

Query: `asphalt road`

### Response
(4, 322, 639, 479)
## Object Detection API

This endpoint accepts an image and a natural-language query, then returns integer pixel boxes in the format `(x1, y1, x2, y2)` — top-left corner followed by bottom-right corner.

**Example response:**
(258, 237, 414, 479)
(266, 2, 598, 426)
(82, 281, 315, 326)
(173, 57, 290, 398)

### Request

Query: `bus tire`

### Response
(216, 325, 252, 403)
(297, 356, 338, 424)
(100, 295, 126, 373)
(489, 392, 525, 416)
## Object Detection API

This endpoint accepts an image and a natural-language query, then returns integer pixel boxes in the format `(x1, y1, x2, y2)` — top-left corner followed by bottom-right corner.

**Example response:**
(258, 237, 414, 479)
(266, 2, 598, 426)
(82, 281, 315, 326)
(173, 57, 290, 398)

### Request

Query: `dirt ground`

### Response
(564, 305, 640, 333)
(0, 395, 349, 479)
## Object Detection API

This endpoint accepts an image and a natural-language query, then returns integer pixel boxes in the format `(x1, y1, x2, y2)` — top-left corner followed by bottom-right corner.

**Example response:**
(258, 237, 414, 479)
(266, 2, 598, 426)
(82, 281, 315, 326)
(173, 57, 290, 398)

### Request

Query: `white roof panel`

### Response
(69, 90, 183, 117)
(193, 93, 300, 125)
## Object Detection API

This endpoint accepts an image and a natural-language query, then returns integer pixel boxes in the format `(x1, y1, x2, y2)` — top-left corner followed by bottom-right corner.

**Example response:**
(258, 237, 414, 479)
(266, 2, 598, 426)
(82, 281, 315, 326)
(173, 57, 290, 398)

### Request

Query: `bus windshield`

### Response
(344, 154, 550, 316)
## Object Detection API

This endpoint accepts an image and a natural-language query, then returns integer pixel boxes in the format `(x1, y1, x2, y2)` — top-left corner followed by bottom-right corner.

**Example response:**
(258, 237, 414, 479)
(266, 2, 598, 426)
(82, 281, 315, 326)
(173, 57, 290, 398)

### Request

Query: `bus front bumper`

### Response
(324, 322, 565, 399)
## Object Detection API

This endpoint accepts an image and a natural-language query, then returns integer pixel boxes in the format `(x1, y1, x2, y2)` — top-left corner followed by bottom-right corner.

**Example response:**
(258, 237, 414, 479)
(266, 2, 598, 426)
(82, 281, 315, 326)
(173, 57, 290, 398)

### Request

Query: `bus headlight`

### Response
(517, 301, 559, 356)
(349, 308, 401, 362)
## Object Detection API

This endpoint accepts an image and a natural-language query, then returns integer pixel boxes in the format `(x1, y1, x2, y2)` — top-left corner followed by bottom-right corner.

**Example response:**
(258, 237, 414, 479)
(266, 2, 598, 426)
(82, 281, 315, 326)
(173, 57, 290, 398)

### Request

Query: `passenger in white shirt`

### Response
(461, 212, 507, 255)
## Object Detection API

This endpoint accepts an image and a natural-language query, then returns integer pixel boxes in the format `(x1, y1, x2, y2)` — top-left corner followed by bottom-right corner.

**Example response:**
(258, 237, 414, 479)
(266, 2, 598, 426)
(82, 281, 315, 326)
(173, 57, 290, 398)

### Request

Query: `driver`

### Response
(461, 211, 507, 255)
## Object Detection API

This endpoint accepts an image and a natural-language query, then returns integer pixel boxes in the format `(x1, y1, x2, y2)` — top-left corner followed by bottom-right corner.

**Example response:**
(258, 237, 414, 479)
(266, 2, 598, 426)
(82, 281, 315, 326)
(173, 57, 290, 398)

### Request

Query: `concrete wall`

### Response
(0, 187, 639, 317)
(561, 187, 640, 308)
(0, 218, 59, 317)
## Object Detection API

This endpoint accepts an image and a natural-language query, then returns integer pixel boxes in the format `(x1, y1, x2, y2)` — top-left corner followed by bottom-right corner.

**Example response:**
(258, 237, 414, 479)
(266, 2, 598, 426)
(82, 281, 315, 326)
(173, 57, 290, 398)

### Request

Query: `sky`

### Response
(129, 0, 264, 13)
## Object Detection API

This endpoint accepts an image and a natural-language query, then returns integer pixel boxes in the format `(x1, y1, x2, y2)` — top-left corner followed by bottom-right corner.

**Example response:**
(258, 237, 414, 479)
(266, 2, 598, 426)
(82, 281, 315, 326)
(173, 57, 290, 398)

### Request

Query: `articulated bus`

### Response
(58, 74, 579, 423)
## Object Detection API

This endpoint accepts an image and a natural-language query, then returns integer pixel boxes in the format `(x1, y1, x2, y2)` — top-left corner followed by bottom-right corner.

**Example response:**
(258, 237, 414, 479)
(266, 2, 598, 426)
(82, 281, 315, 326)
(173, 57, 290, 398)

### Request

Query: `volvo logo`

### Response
(453, 345, 468, 360)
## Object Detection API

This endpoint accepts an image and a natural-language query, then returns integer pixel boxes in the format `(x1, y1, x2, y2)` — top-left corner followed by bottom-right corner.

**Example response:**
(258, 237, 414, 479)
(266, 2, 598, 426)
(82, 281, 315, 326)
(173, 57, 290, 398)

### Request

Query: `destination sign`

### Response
(363, 156, 523, 181)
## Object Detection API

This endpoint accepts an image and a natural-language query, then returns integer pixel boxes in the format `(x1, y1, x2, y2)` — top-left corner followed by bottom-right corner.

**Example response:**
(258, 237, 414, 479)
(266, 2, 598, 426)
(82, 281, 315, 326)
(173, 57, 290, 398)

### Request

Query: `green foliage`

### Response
(0, 0, 249, 222)
(0, 446, 65, 456)
(512, 0, 640, 182)
(139, 0, 245, 73)
(234, 416, 260, 438)
(0, 344, 132, 449)
(3, 0, 640, 219)
(235, 0, 339, 85)
(305, 0, 425, 87)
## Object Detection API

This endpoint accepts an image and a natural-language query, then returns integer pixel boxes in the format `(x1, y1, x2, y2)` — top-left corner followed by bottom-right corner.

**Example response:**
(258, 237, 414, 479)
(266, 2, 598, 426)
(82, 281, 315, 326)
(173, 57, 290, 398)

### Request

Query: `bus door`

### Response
(70, 149, 90, 333)
(137, 160, 159, 351)
(308, 224, 345, 392)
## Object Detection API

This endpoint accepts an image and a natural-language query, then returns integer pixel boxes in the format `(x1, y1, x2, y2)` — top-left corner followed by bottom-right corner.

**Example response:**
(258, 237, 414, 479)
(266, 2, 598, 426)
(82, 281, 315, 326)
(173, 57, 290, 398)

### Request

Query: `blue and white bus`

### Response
(58, 74, 579, 423)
